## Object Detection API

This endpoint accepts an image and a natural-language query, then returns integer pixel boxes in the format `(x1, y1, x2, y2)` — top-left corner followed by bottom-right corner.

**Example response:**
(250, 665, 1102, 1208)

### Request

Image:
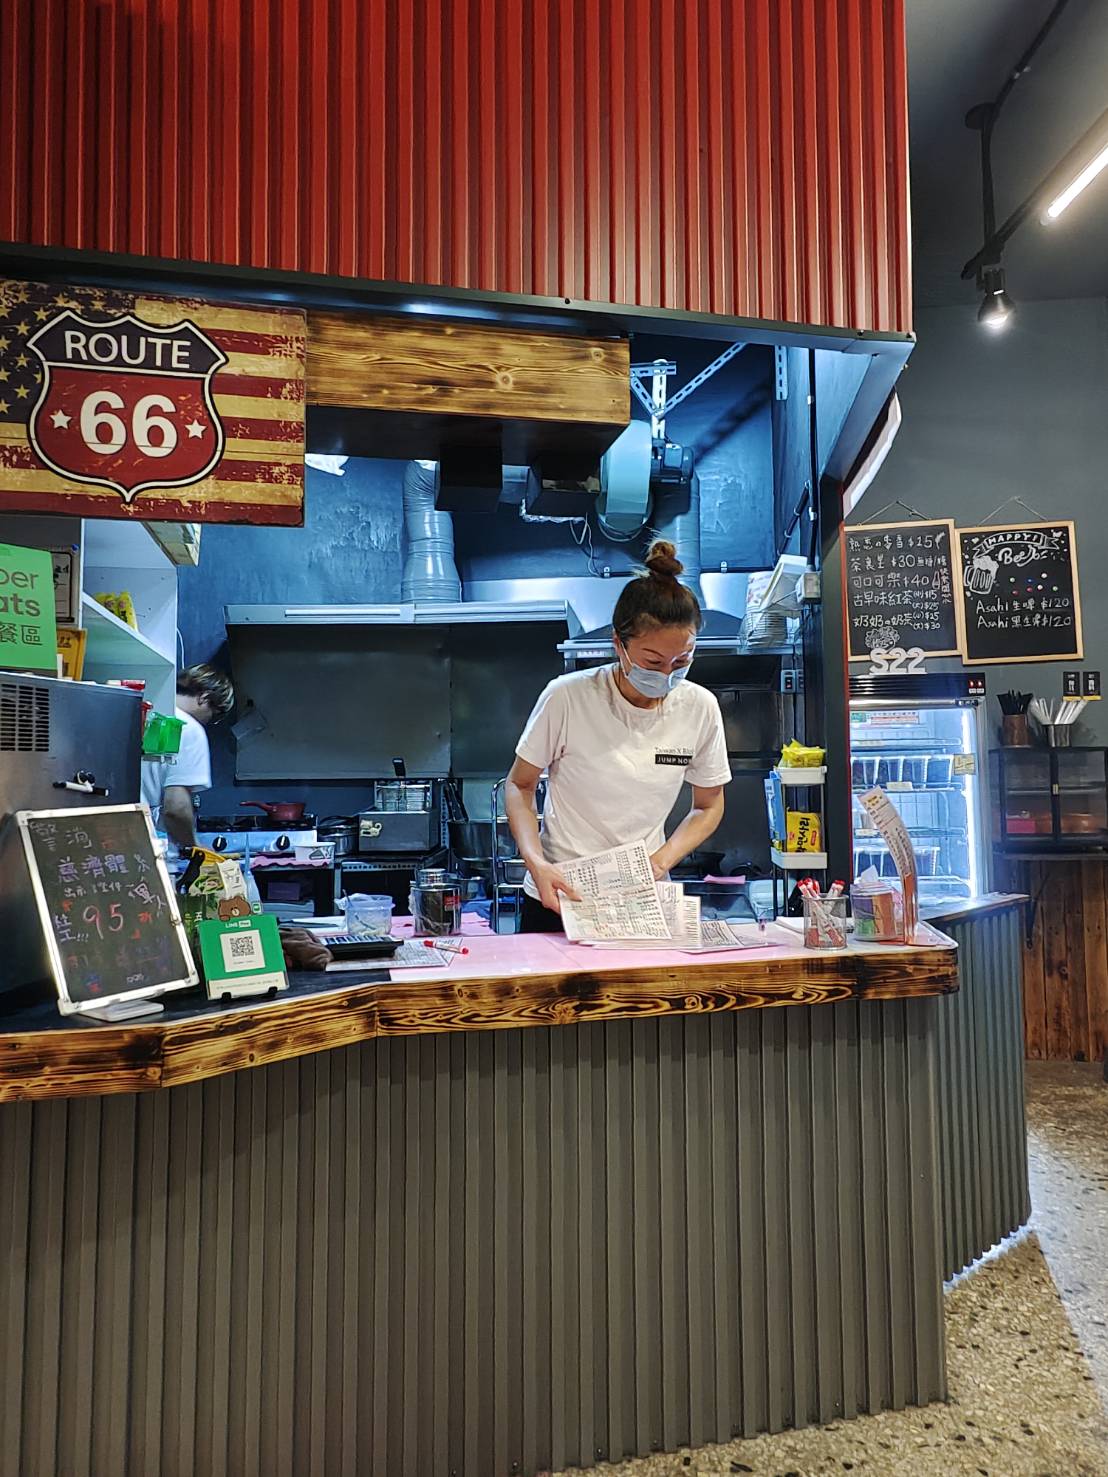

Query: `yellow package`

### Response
(786, 811, 823, 852)
(115, 590, 138, 628)
(94, 590, 138, 628)
(178, 847, 252, 946)
(780, 740, 826, 768)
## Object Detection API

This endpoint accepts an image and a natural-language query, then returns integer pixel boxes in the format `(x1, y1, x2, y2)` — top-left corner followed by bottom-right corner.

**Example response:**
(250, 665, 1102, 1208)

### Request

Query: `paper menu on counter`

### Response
(558, 840, 672, 942)
(681, 918, 773, 952)
(589, 883, 700, 949)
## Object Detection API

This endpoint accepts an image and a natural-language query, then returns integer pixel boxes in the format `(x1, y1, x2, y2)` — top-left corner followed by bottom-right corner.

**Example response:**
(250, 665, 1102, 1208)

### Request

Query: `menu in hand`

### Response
(16, 804, 197, 1015)
(845, 519, 962, 660)
(956, 520, 1083, 665)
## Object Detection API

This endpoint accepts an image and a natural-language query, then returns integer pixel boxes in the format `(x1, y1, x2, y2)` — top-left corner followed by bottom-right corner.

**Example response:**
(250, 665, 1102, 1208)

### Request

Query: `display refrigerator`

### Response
(848, 672, 989, 905)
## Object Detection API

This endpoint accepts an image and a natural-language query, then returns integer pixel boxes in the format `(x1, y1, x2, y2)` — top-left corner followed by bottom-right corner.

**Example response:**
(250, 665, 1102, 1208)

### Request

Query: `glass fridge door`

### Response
(996, 749, 1053, 846)
(850, 702, 986, 903)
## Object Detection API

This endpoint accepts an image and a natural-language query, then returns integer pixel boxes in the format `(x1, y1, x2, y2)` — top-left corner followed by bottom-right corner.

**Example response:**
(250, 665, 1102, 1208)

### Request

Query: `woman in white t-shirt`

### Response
(506, 540, 731, 933)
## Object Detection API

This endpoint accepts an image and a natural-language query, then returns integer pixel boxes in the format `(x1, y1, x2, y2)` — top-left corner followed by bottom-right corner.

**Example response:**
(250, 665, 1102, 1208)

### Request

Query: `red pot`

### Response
(240, 800, 306, 824)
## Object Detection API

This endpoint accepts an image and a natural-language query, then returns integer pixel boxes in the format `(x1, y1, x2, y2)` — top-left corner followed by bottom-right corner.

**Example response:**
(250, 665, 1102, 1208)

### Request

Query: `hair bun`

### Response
(644, 538, 684, 581)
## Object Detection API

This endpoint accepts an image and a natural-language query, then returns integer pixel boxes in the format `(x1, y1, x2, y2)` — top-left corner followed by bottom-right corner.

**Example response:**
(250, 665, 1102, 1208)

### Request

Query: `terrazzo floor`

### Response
(554, 1061, 1108, 1477)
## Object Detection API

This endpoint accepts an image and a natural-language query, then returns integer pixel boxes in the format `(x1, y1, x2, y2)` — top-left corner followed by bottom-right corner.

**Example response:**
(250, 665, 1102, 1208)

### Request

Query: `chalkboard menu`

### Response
(17, 805, 196, 1014)
(845, 519, 962, 660)
(956, 521, 1083, 665)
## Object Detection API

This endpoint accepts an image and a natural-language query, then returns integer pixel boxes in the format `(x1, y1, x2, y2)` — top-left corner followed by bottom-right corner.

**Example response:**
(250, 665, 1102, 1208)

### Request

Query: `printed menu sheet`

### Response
(563, 860, 775, 952)
(558, 841, 672, 942)
(590, 882, 700, 950)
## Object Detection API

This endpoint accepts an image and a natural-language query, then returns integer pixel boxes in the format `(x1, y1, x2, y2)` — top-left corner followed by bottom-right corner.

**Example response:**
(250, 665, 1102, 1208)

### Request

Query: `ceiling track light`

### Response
(957, 0, 1108, 323)
(976, 266, 1015, 331)
(1044, 139, 1108, 220)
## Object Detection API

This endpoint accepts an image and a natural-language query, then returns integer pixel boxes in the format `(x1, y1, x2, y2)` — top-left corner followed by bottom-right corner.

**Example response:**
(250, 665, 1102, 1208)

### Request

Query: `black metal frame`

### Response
(994, 744, 1108, 853)
(0, 239, 914, 351)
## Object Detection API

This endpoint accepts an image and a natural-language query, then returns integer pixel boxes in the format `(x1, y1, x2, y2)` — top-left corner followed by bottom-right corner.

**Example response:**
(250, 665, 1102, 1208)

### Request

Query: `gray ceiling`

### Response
(907, 0, 1108, 307)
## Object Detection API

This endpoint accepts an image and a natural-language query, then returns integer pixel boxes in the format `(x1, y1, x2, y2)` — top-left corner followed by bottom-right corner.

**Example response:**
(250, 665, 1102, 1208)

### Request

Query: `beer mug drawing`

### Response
(966, 551, 998, 594)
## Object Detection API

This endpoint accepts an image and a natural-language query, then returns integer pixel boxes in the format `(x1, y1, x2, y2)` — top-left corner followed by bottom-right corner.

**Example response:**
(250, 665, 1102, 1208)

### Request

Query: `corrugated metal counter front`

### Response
(0, 925, 983, 1476)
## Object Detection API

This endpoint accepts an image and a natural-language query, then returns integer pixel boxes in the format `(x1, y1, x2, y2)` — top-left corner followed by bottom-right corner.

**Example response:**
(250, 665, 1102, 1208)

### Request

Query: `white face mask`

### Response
(617, 646, 693, 700)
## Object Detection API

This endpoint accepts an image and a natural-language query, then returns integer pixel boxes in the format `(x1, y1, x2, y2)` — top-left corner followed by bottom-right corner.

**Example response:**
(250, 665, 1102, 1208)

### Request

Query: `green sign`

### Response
(0, 543, 57, 672)
(196, 913, 288, 999)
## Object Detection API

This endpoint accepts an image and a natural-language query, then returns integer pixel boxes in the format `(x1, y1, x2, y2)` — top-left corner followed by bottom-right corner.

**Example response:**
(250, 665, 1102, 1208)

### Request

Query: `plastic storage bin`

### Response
(925, 755, 954, 787)
(851, 882, 906, 942)
(345, 894, 394, 935)
(141, 712, 184, 756)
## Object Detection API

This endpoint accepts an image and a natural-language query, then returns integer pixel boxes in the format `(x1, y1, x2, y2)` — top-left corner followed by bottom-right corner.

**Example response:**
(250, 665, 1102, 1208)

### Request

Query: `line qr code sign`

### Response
(220, 930, 265, 973)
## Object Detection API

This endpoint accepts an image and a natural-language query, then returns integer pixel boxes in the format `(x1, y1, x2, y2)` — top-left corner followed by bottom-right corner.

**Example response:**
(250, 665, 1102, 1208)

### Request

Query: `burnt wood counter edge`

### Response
(0, 944, 958, 1102)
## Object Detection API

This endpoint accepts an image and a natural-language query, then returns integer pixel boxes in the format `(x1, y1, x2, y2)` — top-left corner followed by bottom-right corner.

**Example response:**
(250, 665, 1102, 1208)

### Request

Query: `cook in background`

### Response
(141, 664, 235, 850)
(505, 540, 731, 933)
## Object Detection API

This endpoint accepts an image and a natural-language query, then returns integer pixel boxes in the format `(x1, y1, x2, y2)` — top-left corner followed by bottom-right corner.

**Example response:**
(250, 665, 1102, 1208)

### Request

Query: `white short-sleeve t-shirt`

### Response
(515, 665, 731, 896)
(140, 708, 212, 821)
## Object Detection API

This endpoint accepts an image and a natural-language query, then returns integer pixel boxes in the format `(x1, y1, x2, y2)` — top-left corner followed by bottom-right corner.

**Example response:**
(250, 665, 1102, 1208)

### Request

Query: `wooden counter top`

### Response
(0, 924, 958, 1102)
(921, 892, 1027, 925)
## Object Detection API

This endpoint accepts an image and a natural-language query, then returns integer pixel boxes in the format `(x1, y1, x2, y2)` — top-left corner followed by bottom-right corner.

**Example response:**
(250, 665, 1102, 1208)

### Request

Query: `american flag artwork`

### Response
(0, 280, 305, 526)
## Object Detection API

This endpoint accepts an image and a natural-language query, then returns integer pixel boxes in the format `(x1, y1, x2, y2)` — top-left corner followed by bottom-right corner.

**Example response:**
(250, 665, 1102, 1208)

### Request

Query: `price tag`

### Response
(952, 754, 976, 776)
(1065, 670, 1101, 699)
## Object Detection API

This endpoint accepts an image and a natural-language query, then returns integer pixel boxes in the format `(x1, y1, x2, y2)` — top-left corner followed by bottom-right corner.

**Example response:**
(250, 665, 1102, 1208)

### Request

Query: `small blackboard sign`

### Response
(956, 521, 1083, 665)
(16, 805, 197, 1014)
(845, 519, 962, 660)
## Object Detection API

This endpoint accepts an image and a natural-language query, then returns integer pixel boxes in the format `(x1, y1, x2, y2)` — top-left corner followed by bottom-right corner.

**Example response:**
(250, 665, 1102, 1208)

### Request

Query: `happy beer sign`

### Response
(0, 280, 306, 525)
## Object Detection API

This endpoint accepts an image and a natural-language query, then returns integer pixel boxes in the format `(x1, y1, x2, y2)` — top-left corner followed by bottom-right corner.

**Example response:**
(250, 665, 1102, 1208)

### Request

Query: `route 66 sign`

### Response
(27, 311, 227, 503)
(0, 279, 305, 526)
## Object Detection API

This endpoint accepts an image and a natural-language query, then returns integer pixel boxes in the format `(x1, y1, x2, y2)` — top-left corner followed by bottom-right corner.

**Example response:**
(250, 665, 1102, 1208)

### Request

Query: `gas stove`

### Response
(194, 814, 318, 861)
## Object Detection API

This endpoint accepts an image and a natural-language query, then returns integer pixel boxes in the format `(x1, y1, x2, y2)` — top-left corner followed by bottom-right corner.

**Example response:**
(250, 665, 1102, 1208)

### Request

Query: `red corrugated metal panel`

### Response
(0, 0, 911, 333)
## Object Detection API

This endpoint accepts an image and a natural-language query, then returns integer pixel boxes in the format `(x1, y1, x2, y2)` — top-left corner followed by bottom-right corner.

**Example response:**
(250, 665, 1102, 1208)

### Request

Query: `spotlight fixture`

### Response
(977, 266, 1014, 331)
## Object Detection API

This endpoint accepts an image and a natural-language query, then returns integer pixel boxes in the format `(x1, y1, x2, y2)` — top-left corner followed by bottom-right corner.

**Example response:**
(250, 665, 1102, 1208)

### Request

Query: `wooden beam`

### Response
(0, 939, 958, 1101)
(305, 310, 629, 463)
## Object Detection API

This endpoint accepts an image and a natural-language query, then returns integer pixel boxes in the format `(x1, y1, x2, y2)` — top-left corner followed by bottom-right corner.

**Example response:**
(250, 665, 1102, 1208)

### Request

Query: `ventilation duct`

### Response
(400, 460, 461, 603)
(650, 471, 704, 606)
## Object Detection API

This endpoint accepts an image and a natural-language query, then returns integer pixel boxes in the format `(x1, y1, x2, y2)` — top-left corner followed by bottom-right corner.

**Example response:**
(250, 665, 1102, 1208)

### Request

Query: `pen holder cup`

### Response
(1001, 714, 1030, 747)
(802, 894, 849, 950)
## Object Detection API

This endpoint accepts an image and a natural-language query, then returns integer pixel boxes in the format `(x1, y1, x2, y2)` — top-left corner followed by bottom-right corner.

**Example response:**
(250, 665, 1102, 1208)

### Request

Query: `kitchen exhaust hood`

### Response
(225, 600, 575, 630)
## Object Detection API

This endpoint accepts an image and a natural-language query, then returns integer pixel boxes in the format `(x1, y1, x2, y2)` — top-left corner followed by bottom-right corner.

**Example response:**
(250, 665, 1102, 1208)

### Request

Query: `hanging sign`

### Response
(956, 521, 1082, 665)
(845, 519, 962, 661)
(0, 542, 58, 671)
(0, 279, 305, 526)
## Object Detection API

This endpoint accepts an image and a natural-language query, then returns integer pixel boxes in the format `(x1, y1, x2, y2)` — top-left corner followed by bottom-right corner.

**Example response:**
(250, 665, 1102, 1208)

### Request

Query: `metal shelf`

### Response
(771, 847, 827, 871)
(852, 785, 963, 795)
(81, 594, 174, 672)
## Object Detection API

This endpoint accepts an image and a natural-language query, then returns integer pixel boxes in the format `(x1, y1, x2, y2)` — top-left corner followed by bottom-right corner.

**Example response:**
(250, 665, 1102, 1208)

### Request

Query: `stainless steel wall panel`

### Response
(735, 1012, 769, 1436)
(23, 1101, 67, 1477)
(785, 1006, 817, 1429)
(832, 1004, 865, 1423)
(0, 1103, 31, 1477)
(707, 1013, 742, 1442)
(630, 1017, 663, 1456)
(935, 905, 1031, 1280)
(1, 997, 959, 1476)
(809, 1003, 844, 1425)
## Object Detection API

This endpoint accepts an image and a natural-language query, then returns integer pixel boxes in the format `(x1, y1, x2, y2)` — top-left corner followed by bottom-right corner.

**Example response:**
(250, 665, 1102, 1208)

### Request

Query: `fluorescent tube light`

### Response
(1044, 140, 1108, 219)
